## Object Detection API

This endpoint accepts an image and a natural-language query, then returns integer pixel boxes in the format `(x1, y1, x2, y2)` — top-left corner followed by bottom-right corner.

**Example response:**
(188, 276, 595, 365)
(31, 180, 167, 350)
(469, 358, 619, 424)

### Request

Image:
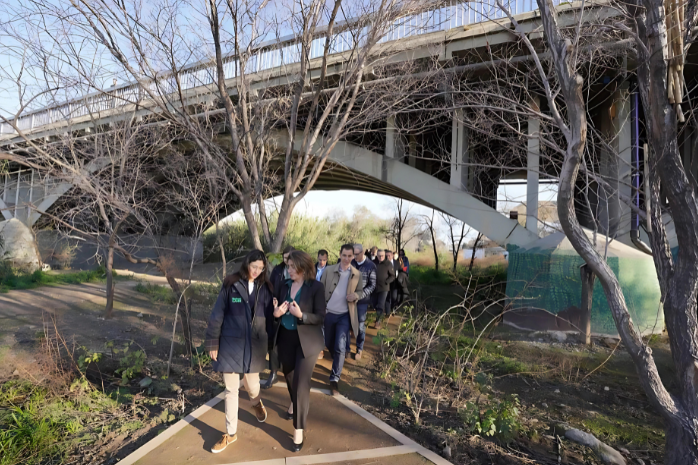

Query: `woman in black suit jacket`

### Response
(272, 250, 326, 452)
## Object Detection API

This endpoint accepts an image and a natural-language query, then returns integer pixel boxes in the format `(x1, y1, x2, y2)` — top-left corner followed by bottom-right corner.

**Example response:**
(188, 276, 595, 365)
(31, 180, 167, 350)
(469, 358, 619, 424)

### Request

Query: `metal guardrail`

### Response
(0, 0, 547, 137)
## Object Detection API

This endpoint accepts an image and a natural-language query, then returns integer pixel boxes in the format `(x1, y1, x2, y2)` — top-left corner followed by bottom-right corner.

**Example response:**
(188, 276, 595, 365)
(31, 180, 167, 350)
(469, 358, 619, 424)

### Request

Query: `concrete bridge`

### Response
(1, 1, 690, 253)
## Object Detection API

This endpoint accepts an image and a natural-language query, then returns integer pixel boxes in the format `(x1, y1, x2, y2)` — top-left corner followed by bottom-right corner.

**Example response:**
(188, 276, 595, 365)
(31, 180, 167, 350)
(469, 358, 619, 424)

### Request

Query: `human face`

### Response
(386, 251, 394, 262)
(340, 248, 354, 269)
(287, 260, 303, 281)
(317, 254, 328, 268)
(248, 260, 265, 281)
(354, 246, 365, 262)
(377, 251, 385, 262)
(283, 252, 291, 265)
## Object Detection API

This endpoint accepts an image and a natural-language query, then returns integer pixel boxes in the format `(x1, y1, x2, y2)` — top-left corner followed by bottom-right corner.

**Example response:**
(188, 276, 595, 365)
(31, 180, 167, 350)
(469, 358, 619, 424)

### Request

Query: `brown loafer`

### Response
(211, 433, 237, 453)
(253, 400, 268, 422)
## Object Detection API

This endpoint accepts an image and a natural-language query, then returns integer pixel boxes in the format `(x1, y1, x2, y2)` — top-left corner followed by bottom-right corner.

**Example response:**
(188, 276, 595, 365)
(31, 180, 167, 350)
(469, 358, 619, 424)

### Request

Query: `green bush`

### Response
(134, 282, 177, 304)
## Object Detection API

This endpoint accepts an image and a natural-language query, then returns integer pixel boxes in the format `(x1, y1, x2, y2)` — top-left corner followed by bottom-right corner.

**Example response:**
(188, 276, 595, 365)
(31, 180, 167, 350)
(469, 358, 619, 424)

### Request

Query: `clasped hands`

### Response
(273, 298, 302, 319)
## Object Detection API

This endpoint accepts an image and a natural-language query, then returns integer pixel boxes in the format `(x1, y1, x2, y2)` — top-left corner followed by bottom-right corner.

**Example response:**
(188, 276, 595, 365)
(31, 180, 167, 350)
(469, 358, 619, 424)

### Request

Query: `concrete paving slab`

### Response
(134, 387, 401, 465)
(309, 452, 434, 465)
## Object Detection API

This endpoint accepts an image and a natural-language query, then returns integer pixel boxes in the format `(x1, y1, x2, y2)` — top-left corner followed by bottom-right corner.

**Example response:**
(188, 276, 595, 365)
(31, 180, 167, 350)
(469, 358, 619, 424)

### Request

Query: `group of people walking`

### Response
(204, 244, 409, 454)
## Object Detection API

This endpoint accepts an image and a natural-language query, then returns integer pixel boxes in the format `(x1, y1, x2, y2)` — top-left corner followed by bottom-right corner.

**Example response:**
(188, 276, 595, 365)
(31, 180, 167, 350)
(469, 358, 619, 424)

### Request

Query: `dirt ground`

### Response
(0, 266, 672, 465)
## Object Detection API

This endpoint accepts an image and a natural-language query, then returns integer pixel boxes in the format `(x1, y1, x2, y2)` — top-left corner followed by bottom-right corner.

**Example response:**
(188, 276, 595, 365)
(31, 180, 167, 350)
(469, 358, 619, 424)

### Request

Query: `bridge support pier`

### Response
(526, 99, 540, 236)
(451, 109, 470, 191)
(598, 83, 632, 242)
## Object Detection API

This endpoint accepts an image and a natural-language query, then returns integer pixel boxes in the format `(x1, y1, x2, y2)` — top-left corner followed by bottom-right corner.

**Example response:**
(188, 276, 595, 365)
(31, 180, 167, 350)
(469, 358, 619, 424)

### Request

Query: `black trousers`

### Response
(277, 327, 318, 430)
(268, 344, 280, 376)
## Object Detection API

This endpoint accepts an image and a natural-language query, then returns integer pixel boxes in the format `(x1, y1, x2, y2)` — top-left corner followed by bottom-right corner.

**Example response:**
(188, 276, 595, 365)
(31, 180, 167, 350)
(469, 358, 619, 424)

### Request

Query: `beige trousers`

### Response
(223, 372, 261, 435)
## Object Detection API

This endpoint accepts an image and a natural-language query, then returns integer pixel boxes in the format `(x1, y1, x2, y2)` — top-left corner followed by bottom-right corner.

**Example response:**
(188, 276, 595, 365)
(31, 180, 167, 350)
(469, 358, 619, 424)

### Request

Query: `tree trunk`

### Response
(216, 223, 227, 277)
(104, 244, 116, 319)
(665, 420, 698, 465)
(241, 199, 263, 251)
(469, 233, 482, 272)
(165, 275, 194, 360)
(270, 197, 295, 253)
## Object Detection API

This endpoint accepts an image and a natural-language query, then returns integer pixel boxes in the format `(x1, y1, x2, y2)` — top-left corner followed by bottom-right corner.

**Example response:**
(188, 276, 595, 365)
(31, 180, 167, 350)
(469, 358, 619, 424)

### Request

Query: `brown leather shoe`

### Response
(253, 400, 267, 422)
(211, 433, 237, 453)
(355, 349, 362, 360)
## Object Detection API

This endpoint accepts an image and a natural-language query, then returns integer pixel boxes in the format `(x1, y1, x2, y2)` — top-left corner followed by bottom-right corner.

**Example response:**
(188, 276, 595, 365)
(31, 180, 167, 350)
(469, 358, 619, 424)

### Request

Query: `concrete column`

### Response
(599, 85, 631, 239)
(386, 116, 396, 159)
(526, 98, 540, 235)
(451, 110, 469, 190)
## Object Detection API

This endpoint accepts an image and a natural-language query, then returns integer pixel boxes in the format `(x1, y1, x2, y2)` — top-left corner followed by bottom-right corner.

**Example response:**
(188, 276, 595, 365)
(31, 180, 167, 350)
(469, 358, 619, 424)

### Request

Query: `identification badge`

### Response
(232, 297, 242, 303)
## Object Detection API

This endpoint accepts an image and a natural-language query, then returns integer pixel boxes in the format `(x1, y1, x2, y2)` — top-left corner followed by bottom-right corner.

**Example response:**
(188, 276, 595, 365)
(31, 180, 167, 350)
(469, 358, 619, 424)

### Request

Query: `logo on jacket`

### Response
(231, 297, 242, 303)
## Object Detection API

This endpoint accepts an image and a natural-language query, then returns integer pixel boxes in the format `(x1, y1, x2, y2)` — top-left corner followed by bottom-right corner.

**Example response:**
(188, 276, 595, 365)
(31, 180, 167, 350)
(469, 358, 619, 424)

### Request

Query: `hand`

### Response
(346, 293, 358, 302)
(209, 350, 218, 361)
(274, 301, 289, 318)
(289, 301, 303, 318)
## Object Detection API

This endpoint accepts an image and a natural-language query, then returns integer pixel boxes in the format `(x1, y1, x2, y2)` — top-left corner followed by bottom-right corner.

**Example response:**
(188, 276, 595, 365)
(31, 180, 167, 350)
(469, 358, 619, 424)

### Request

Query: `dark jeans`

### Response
(324, 312, 351, 382)
(373, 291, 389, 322)
(346, 303, 368, 352)
(277, 327, 318, 430)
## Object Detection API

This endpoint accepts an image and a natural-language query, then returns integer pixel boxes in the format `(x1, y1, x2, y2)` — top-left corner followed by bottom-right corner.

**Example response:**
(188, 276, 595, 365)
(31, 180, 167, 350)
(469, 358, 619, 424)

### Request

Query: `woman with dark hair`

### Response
(206, 250, 274, 453)
(395, 257, 410, 307)
(271, 250, 326, 452)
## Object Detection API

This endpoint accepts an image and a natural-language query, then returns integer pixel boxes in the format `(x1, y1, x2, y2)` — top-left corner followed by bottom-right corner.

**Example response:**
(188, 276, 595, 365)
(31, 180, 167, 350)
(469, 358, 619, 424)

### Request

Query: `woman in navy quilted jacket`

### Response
(205, 250, 274, 454)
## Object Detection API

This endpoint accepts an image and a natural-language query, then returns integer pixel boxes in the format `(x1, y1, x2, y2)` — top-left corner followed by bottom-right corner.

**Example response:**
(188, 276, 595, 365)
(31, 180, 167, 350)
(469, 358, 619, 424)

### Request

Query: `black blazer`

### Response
(273, 279, 326, 357)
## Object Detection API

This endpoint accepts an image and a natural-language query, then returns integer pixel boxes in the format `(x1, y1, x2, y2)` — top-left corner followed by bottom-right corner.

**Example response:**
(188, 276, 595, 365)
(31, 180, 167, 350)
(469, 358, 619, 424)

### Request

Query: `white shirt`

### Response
(248, 280, 255, 295)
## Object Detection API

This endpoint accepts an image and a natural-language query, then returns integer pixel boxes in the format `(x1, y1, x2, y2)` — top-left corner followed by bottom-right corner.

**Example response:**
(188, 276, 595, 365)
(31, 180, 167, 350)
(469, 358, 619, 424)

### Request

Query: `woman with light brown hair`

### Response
(271, 250, 326, 452)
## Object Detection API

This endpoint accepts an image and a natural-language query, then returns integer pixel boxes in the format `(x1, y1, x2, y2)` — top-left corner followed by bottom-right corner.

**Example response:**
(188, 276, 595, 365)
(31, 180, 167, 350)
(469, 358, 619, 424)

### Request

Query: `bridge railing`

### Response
(0, 0, 551, 137)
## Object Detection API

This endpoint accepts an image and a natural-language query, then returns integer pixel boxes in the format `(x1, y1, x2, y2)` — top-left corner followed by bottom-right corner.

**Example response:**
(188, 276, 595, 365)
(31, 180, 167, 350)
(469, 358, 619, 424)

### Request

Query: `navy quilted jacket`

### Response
(205, 274, 273, 374)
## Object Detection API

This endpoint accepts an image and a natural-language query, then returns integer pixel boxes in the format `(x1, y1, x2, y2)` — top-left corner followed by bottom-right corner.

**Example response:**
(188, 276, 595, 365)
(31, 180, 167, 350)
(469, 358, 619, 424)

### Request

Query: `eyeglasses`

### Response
(249, 265, 265, 272)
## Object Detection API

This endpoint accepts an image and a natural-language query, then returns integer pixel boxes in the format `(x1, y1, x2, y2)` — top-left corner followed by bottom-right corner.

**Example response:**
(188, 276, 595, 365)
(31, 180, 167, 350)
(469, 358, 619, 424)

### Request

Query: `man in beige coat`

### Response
(320, 244, 364, 395)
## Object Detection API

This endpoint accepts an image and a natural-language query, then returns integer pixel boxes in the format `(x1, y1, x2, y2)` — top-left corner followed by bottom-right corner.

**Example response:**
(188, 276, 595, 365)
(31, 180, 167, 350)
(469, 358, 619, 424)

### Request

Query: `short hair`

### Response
(370, 246, 378, 251)
(287, 250, 316, 281)
(282, 245, 295, 255)
(340, 244, 354, 254)
(317, 249, 328, 257)
(384, 249, 392, 254)
(354, 244, 363, 252)
(377, 249, 386, 255)
(399, 249, 405, 254)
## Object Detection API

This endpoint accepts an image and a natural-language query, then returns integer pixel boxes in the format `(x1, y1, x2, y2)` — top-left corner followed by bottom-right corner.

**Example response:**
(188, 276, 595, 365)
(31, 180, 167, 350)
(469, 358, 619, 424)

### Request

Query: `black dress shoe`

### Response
(261, 373, 277, 390)
(292, 440, 304, 452)
(285, 410, 293, 420)
(330, 381, 339, 396)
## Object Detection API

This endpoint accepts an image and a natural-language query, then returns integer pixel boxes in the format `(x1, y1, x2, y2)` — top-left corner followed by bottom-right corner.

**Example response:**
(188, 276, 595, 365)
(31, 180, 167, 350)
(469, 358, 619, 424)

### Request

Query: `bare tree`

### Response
(421, 209, 439, 271)
(481, 0, 698, 460)
(439, 212, 470, 273)
(468, 232, 483, 273)
(385, 199, 421, 253)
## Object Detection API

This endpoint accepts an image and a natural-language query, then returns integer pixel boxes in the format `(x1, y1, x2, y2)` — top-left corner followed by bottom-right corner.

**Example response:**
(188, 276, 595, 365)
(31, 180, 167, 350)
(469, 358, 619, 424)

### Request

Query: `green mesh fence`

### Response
(505, 235, 664, 336)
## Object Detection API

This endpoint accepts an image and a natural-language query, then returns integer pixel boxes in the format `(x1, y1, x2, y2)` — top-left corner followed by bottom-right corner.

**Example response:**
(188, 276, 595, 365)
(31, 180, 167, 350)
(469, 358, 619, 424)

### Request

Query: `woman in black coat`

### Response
(271, 250, 326, 452)
(205, 250, 274, 454)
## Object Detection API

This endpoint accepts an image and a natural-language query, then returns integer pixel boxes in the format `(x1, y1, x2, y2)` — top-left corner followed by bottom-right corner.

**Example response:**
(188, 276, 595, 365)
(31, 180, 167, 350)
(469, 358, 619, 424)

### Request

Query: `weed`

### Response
(0, 268, 110, 293)
(459, 395, 521, 443)
(134, 282, 177, 304)
(110, 341, 147, 385)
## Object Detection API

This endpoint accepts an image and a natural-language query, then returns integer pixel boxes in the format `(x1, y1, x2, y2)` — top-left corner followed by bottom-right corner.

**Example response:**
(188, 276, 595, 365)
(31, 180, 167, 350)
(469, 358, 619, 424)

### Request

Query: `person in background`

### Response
(272, 250, 326, 452)
(373, 249, 395, 330)
(349, 244, 376, 360)
(386, 250, 400, 318)
(369, 246, 379, 264)
(206, 250, 273, 453)
(399, 249, 410, 275)
(315, 249, 329, 359)
(315, 249, 328, 281)
(320, 244, 364, 395)
(262, 245, 294, 390)
(395, 256, 410, 307)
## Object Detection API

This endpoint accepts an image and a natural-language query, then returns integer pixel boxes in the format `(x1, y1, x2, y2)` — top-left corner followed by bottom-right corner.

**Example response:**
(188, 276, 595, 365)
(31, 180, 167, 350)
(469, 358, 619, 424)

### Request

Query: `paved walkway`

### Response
(118, 339, 452, 465)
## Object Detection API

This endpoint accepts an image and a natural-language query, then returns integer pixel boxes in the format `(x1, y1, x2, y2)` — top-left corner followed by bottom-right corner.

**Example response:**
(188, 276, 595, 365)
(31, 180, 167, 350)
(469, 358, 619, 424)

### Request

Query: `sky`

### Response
(224, 183, 559, 243)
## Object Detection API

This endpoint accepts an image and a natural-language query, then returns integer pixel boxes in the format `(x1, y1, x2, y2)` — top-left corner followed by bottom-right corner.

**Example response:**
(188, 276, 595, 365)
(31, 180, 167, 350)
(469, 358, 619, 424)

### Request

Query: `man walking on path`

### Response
(315, 250, 329, 281)
(263, 246, 294, 390)
(373, 249, 395, 330)
(320, 244, 364, 395)
(348, 244, 376, 360)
